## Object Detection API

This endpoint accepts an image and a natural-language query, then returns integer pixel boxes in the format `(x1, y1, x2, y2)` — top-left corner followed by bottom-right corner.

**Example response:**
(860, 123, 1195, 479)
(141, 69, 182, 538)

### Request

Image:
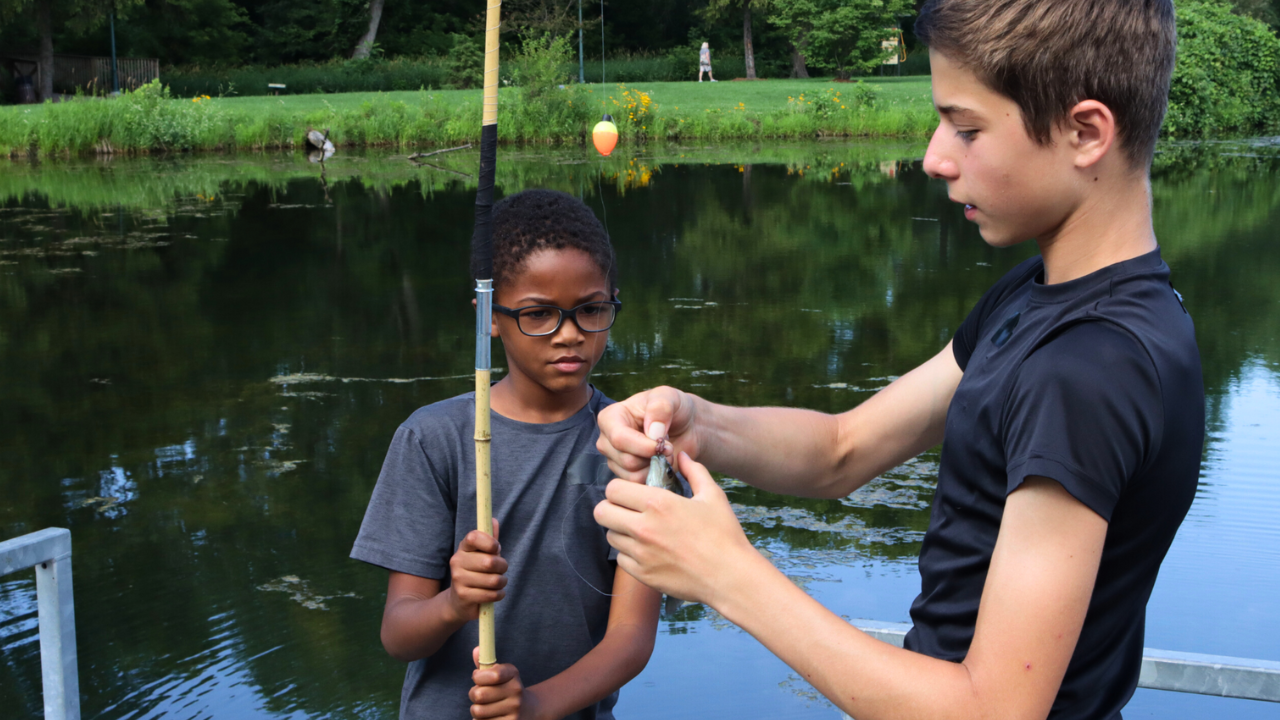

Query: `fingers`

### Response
(641, 387, 680, 442)
(596, 401, 658, 482)
(601, 476, 669, 515)
(460, 528, 501, 556)
(471, 662, 519, 688)
(469, 664, 523, 720)
(677, 452, 723, 501)
(451, 531, 509, 610)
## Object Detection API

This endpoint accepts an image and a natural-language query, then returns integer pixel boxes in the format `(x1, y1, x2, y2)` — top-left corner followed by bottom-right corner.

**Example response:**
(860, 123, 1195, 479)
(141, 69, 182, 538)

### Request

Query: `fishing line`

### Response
(558, 480, 637, 597)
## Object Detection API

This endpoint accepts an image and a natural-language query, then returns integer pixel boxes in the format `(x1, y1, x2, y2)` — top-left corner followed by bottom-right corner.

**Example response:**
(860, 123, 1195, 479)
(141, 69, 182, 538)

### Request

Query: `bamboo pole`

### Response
(472, 0, 503, 670)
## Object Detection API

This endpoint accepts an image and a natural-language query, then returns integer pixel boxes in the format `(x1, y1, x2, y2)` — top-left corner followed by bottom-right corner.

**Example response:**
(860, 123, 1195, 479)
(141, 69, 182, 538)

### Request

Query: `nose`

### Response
(922, 123, 957, 181)
(551, 312, 587, 345)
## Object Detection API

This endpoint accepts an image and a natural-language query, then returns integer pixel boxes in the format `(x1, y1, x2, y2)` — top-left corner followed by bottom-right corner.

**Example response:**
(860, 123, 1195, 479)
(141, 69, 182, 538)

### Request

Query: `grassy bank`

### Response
(0, 78, 935, 159)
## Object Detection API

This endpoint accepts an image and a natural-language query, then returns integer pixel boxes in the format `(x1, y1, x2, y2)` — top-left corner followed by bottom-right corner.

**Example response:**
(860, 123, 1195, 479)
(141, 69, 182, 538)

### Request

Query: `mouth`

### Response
(550, 355, 587, 373)
(952, 198, 978, 221)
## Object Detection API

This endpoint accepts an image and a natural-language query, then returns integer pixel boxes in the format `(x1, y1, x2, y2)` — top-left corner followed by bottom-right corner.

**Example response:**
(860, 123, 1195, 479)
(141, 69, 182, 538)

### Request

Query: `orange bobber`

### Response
(592, 114, 619, 156)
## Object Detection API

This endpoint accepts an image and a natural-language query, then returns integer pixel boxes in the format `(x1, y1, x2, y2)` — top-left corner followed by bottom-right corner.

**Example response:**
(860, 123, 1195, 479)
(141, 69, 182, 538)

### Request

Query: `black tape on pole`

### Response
(471, 123, 499, 281)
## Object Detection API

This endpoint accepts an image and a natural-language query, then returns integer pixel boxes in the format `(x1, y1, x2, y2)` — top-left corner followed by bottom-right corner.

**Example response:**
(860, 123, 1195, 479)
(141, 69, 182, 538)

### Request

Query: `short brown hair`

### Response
(915, 0, 1176, 169)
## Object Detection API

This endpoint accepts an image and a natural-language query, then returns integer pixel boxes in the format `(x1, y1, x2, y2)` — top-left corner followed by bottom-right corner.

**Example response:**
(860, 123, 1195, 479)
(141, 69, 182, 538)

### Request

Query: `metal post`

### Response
(0, 528, 81, 720)
(578, 0, 584, 84)
(108, 11, 120, 95)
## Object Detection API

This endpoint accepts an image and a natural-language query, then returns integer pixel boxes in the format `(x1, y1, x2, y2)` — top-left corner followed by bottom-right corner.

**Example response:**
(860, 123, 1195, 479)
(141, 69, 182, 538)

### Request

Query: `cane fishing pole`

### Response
(471, 0, 503, 670)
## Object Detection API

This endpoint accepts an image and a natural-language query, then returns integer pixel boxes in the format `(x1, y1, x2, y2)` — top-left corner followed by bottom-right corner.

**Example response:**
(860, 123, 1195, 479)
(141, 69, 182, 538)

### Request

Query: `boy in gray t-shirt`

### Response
(352, 189, 661, 720)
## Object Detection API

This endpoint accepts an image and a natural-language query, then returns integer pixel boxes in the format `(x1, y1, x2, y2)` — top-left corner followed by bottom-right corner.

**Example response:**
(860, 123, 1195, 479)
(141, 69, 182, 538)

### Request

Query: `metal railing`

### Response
(0, 528, 80, 720)
(846, 620, 1280, 707)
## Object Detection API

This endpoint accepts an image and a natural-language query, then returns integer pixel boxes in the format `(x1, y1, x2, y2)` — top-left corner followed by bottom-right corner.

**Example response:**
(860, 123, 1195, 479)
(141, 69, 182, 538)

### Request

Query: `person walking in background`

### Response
(698, 42, 716, 82)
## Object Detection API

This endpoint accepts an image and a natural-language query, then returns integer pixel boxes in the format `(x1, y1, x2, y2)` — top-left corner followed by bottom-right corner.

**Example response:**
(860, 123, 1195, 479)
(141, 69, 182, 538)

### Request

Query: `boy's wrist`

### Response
(439, 586, 469, 626)
(521, 684, 546, 720)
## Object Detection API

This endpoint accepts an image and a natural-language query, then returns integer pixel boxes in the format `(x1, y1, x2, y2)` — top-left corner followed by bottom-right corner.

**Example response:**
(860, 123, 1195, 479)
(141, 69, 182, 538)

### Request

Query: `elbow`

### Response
(380, 617, 423, 663)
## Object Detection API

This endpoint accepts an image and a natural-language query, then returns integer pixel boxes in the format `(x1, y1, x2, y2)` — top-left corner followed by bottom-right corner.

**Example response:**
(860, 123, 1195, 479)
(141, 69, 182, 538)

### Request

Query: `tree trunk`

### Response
(743, 2, 757, 79)
(789, 42, 809, 79)
(352, 0, 386, 59)
(36, 0, 53, 101)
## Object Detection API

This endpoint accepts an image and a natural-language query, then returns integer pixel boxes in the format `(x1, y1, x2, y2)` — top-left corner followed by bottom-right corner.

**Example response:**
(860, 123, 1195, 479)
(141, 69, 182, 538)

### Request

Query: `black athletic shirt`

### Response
(903, 249, 1204, 720)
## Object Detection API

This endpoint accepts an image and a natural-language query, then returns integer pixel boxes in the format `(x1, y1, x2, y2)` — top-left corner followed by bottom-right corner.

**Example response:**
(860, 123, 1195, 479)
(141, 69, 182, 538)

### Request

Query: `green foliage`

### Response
(580, 51, 749, 83)
(771, 0, 913, 79)
(0, 78, 939, 157)
(165, 57, 451, 97)
(447, 33, 485, 90)
(1165, 0, 1280, 137)
(511, 33, 573, 97)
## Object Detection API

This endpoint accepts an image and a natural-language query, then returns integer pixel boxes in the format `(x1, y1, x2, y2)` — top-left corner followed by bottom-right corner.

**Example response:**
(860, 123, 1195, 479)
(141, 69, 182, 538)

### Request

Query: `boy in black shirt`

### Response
(592, 1, 1203, 719)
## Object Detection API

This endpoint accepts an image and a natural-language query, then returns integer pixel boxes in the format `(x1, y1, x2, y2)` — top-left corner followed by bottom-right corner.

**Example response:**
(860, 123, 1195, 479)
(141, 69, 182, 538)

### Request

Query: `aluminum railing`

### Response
(1, 528, 80, 720)
(4, 528, 1277, 719)
(847, 619, 1280, 707)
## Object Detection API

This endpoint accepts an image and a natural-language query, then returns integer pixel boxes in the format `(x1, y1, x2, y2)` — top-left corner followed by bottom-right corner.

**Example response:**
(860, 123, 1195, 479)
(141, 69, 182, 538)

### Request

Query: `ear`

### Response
(1065, 99, 1116, 170)
(613, 288, 620, 299)
(476, 298, 501, 338)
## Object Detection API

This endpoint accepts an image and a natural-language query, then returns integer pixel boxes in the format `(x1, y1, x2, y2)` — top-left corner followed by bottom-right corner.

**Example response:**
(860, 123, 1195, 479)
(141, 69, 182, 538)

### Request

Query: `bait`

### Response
(645, 438, 683, 494)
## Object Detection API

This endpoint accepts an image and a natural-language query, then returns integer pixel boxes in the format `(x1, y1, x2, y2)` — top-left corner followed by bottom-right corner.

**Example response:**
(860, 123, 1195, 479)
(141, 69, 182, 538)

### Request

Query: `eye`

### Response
(579, 304, 601, 316)
(523, 309, 553, 320)
(956, 129, 978, 143)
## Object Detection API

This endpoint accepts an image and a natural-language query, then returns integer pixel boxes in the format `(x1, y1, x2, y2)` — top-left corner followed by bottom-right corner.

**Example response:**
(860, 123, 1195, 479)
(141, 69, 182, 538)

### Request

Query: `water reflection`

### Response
(2, 142, 1279, 719)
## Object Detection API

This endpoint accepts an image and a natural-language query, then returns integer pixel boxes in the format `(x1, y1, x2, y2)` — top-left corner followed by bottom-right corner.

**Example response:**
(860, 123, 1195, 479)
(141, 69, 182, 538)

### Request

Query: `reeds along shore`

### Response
(0, 81, 937, 159)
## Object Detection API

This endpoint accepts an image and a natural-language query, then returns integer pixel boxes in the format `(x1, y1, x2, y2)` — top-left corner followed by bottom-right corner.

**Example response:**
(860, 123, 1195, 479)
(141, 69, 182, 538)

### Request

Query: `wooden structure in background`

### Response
(2, 53, 159, 101)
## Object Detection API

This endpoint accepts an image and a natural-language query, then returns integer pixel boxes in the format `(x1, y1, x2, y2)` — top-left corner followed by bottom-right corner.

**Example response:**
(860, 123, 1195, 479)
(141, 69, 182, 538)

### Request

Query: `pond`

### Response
(1, 140, 1279, 719)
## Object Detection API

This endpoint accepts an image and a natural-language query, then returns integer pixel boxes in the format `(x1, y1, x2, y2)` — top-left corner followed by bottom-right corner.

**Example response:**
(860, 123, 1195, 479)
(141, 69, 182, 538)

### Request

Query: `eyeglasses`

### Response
(493, 300, 622, 337)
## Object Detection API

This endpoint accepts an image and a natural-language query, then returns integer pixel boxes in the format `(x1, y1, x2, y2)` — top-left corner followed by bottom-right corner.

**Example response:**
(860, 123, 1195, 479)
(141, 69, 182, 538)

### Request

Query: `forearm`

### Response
(715, 551, 983, 720)
(526, 576, 660, 720)
(693, 396, 853, 497)
(525, 622, 654, 720)
(381, 588, 468, 662)
(693, 345, 958, 498)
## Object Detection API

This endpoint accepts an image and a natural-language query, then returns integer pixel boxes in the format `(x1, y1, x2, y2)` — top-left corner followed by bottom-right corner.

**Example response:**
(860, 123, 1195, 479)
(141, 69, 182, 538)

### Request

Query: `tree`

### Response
(0, 0, 142, 100)
(766, 0, 817, 77)
(351, 0, 385, 59)
(1229, 0, 1280, 27)
(771, 0, 909, 79)
(705, 0, 771, 79)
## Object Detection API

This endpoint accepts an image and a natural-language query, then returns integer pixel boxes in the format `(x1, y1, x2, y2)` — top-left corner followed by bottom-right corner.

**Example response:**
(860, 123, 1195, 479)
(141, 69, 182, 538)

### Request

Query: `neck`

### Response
(1035, 172, 1158, 284)
(489, 374, 593, 424)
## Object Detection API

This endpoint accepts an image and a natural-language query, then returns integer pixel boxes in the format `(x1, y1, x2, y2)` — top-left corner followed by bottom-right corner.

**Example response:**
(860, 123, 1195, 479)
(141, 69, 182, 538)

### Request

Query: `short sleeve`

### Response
(1002, 321, 1163, 521)
(350, 425, 457, 579)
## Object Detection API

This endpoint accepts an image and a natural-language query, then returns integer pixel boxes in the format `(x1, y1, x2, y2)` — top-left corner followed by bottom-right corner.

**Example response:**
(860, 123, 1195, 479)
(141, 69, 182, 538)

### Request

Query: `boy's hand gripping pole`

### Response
(471, 0, 502, 670)
(474, 279, 496, 668)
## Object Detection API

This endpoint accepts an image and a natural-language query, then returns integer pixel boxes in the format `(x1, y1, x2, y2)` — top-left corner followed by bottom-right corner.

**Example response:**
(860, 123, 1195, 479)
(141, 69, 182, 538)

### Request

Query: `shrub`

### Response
(448, 34, 486, 90)
(1165, 0, 1280, 137)
(164, 57, 452, 97)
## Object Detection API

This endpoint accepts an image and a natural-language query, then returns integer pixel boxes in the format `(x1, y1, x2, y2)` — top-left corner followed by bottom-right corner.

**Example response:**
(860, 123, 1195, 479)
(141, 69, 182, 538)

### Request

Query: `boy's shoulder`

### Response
(397, 386, 615, 439)
(396, 391, 476, 443)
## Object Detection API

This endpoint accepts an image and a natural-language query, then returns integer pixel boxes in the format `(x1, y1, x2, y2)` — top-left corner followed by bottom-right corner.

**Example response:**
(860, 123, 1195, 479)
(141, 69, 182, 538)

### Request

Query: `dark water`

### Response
(1, 141, 1278, 719)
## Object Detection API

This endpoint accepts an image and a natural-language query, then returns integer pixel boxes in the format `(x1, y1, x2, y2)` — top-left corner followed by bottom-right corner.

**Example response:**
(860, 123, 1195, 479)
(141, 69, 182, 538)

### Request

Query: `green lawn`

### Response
(209, 76, 934, 120)
(0, 76, 937, 157)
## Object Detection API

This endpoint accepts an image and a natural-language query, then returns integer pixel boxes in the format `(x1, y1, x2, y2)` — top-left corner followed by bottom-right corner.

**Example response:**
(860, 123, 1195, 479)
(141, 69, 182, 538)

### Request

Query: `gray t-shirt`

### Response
(352, 388, 620, 720)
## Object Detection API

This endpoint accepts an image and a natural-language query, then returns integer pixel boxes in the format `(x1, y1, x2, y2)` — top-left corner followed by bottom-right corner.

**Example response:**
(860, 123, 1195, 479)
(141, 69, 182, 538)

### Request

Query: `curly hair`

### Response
(475, 189, 617, 292)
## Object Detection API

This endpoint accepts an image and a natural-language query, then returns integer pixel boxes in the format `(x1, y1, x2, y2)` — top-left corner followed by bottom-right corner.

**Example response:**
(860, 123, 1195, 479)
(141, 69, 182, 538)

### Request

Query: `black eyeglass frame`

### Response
(492, 299, 623, 337)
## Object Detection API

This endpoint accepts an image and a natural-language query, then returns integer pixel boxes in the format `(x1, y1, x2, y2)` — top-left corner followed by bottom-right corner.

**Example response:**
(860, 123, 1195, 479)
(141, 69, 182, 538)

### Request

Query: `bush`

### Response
(164, 57, 452, 97)
(447, 34, 485, 90)
(1165, 0, 1280, 137)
